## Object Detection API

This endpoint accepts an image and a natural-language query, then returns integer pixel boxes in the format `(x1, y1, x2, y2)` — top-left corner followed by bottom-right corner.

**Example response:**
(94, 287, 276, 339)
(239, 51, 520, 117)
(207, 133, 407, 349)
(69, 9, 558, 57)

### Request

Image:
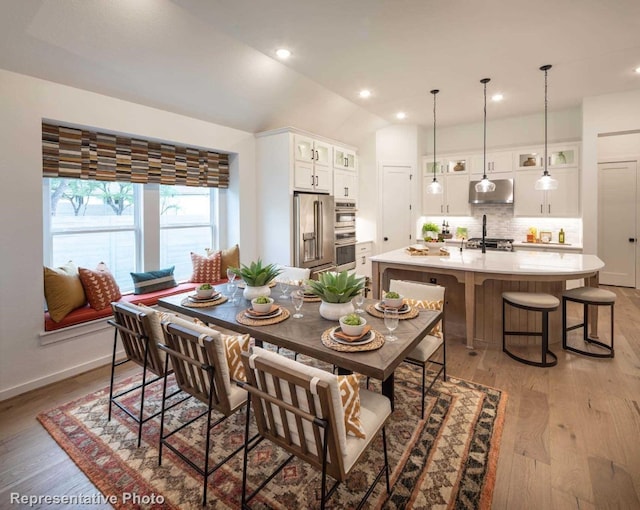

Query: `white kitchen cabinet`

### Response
(514, 168, 580, 217)
(355, 241, 373, 278)
(422, 160, 470, 216)
(334, 146, 357, 171)
(293, 134, 332, 193)
(470, 150, 512, 175)
(333, 168, 358, 202)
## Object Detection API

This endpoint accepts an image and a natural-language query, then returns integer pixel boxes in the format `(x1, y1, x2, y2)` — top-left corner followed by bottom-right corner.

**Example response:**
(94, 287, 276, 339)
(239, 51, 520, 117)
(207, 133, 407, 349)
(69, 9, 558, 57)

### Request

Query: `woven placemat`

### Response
(237, 281, 277, 289)
(321, 327, 385, 352)
(235, 307, 290, 326)
(365, 303, 419, 320)
(180, 295, 228, 308)
(303, 295, 321, 303)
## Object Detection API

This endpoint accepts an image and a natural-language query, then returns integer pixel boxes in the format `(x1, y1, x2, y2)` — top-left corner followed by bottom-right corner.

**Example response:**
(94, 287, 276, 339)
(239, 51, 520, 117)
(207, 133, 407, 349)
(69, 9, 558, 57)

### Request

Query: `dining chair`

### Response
(157, 320, 253, 506)
(389, 279, 447, 419)
(277, 265, 311, 283)
(238, 346, 391, 510)
(107, 302, 184, 447)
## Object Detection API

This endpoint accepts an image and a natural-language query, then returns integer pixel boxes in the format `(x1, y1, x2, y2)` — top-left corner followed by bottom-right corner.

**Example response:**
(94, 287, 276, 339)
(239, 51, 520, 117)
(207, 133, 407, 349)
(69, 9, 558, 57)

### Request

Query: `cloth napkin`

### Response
(333, 325, 372, 342)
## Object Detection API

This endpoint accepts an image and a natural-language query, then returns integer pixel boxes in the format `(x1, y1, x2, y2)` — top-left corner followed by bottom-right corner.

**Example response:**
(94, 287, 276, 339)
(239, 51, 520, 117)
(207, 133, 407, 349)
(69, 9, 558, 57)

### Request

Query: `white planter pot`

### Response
(319, 301, 354, 321)
(243, 284, 271, 301)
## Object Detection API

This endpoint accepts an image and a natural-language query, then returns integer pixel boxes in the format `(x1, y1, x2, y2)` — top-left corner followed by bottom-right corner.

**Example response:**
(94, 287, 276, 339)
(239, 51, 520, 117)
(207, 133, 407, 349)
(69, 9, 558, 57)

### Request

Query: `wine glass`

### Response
(384, 307, 399, 342)
(291, 290, 304, 318)
(352, 292, 365, 314)
(227, 281, 237, 304)
(226, 267, 237, 283)
(277, 278, 290, 300)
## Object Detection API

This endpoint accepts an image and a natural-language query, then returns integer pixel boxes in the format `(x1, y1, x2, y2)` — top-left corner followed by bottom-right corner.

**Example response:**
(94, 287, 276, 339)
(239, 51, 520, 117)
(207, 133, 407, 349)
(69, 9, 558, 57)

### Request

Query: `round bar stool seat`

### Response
(502, 291, 559, 367)
(562, 286, 615, 358)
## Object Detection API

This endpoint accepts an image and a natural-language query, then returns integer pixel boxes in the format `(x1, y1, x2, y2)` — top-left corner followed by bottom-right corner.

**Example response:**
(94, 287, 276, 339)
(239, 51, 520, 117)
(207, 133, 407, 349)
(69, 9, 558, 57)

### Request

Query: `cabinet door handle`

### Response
(311, 175, 315, 187)
(540, 204, 543, 214)
(315, 150, 319, 161)
(630, 238, 637, 243)
(440, 205, 444, 213)
(362, 256, 366, 264)
(315, 175, 319, 186)
(548, 204, 551, 214)
(446, 205, 450, 213)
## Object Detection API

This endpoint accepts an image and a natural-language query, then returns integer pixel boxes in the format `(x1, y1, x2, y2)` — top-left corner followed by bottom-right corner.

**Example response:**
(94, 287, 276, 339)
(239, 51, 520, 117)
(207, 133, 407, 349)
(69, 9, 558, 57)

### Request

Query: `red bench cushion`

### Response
(43, 281, 222, 331)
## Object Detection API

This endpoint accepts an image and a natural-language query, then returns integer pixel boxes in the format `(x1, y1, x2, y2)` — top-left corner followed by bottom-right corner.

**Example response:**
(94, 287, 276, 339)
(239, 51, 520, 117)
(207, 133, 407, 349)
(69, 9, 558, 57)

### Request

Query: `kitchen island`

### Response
(371, 248, 604, 349)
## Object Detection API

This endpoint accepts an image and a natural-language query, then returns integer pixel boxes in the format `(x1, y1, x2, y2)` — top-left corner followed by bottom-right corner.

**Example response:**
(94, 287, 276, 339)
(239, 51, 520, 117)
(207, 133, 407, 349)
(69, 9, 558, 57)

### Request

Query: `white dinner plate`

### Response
(188, 292, 221, 302)
(244, 307, 282, 320)
(374, 302, 411, 314)
(329, 327, 374, 346)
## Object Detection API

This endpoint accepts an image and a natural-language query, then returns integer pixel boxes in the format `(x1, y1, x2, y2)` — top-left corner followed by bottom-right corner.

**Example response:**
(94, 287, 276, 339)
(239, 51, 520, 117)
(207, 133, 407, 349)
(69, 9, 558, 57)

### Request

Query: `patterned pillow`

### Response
(44, 261, 87, 322)
(189, 251, 222, 283)
(206, 244, 240, 275)
(404, 298, 443, 338)
(78, 264, 122, 311)
(338, 373, 366, 439)
(130, 266, 177, 294)
(222, 333, 252, 382)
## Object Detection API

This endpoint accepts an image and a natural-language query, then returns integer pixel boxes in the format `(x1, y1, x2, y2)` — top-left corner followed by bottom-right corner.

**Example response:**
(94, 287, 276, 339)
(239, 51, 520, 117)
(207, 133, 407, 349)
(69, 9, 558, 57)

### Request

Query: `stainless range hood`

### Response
(468, 178, 514, 204)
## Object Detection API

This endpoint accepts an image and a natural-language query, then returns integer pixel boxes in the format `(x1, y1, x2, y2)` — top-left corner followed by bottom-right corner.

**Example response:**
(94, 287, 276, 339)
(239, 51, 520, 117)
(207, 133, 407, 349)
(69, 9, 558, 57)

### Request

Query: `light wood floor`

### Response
(1, 285, 638, 509)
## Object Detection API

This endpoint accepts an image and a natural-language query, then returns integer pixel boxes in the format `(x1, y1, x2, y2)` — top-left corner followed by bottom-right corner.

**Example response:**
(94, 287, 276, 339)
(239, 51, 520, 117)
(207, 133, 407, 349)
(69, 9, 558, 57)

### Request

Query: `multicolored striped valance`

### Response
(42, 122, 229, 188)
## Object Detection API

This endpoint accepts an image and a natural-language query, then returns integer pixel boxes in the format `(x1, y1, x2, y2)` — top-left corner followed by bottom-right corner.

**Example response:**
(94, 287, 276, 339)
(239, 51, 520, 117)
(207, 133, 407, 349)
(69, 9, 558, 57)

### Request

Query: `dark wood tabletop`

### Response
(158, 286, 441, 406)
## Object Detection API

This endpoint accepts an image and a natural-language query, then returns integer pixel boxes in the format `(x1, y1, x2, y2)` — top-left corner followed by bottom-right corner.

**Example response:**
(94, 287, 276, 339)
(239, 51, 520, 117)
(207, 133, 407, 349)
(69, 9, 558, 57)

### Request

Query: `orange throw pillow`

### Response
(44, 261, 87, 322)
(79, 264, 122, 310)
(189, 251, 222, 283)
(338, 373, 366, 439)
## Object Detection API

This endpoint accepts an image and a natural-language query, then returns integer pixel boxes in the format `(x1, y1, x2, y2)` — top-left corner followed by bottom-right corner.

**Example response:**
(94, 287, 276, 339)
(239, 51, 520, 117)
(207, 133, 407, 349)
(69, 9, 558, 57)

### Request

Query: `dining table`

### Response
(157, 286, 442, 410)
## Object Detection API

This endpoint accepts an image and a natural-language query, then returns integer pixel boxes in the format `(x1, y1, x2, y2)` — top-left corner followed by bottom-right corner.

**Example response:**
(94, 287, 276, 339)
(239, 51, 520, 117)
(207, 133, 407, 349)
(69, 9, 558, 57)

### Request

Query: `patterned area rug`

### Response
(37, 359, 506, 509)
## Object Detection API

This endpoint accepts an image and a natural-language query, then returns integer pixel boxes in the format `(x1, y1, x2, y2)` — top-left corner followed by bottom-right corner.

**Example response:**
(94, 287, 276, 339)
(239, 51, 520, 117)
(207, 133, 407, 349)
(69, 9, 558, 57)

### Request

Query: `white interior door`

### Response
(598, 161, 637, 287)
(380, 164, 412, 251)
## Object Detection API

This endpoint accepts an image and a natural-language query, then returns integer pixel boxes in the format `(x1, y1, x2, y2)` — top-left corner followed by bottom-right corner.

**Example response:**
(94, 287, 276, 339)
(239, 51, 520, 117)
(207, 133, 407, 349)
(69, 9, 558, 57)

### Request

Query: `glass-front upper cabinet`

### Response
(515, 144, 579, 171)
(443, 156, 469, 174)
(334, 146, 357, 171)
(294, 135, 331, 167)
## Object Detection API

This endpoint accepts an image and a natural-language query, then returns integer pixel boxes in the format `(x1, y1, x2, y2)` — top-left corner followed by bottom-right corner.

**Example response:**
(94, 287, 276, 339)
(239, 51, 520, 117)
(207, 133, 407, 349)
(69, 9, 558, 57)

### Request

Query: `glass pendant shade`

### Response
(427, 178, 443, 194)
(475, 176, 496, 193)
(427, 88, 443, 194)
(535, 172, 558, 190)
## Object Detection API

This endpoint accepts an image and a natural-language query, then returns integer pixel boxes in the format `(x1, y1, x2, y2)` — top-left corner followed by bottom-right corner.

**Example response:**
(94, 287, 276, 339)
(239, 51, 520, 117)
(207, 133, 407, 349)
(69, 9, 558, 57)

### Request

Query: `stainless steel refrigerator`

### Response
(293, 193, 335, 274)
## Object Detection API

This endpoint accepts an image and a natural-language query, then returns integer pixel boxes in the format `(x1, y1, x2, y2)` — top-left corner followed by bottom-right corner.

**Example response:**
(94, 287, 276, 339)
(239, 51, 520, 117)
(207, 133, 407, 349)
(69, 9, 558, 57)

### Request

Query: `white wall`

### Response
(0, 69, 257, 400)
(583, 89, 640, 254)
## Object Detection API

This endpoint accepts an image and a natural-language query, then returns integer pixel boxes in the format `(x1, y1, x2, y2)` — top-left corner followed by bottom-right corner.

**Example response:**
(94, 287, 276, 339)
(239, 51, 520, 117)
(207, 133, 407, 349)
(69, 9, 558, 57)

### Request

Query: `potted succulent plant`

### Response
(231, 259, 282, 300)
(422, 222, 440, 241)
(306, 270, 365, 321)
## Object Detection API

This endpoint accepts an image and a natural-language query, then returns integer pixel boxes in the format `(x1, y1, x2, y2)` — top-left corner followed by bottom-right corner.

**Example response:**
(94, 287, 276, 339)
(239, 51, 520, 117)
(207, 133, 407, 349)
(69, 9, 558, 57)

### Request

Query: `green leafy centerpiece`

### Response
(306, 270, 365, 320)
(231, 259, 282, 300)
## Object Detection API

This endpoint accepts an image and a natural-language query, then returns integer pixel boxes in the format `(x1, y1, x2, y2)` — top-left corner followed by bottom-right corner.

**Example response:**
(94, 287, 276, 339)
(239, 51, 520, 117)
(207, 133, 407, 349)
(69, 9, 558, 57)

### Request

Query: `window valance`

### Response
(42, 122, 229, 188)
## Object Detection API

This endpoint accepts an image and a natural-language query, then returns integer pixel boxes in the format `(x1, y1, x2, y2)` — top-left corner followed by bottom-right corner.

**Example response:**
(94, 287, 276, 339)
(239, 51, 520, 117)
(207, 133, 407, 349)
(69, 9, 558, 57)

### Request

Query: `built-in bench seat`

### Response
(44, 281, 223, 331)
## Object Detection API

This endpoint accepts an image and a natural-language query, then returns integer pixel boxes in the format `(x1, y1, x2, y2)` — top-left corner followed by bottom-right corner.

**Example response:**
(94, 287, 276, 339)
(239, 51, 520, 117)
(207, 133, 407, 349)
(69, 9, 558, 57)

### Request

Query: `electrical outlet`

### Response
(429, 278, 437, 284)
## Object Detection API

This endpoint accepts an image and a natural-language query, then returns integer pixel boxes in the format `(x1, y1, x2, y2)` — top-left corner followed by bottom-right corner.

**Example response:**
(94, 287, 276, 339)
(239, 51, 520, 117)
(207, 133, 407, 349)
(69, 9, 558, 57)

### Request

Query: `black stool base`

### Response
(562, 297, 614, 359)
(503, 342, 558, 367)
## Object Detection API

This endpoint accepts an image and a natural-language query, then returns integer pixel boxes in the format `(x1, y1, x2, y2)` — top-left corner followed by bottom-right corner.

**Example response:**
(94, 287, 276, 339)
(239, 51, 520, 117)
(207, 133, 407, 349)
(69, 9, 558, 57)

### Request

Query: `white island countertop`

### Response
(370, 247, 603, 277)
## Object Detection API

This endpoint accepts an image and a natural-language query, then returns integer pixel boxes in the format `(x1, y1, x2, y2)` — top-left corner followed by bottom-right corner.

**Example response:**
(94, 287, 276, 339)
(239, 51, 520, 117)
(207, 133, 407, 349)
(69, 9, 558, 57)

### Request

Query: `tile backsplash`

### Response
(418, 204, 582, 245)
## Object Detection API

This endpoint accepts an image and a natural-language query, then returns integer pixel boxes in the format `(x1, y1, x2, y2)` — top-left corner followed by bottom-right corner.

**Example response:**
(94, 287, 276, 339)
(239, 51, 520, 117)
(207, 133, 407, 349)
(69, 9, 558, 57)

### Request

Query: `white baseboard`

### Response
(0, 349, 124, 402)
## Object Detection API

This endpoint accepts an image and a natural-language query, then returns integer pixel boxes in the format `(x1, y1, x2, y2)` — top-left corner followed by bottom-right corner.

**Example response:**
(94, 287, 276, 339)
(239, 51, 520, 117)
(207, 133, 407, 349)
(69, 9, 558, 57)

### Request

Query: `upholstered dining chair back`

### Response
(277, 265, 311, 283)
(110, 301, 166, 377)
(159, 322, 234, 415)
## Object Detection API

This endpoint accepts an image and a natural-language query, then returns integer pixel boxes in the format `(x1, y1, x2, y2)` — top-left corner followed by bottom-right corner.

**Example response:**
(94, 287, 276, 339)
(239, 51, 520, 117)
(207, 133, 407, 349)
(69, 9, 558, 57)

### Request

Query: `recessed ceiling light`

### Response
(635, 66, 640, 74)
(396, 112, 407, 120)
(276, 48, 291, 59)
(359, 89, 372, 98)
(491, 93, 504, 102)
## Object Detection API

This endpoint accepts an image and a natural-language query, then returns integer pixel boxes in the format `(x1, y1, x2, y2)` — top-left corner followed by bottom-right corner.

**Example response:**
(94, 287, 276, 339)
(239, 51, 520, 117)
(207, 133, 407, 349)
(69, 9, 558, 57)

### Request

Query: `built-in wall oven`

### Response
(334, 201, 357, 271)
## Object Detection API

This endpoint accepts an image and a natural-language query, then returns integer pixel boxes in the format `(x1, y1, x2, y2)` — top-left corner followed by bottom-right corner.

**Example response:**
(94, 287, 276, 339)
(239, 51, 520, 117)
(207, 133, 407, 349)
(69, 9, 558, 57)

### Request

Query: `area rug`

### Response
(37, 361, 506, 509)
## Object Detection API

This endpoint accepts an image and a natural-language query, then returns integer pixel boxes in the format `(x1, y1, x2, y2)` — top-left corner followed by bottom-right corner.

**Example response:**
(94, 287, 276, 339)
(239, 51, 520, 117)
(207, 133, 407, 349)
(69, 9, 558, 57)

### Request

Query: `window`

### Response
(44, 178, 217, 292)
(160, 185, 216, 282)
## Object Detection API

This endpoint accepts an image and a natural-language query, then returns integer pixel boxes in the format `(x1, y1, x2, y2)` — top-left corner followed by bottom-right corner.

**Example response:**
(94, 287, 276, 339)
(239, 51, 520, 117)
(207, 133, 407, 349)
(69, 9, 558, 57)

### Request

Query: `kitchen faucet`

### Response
(481, 214, 487, 254)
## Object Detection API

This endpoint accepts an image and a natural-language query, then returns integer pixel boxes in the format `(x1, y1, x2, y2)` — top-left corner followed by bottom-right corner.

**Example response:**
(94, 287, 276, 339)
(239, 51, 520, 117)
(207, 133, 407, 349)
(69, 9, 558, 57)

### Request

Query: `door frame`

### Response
(377, 161, 417, 252)
(597, 156, 640, 289)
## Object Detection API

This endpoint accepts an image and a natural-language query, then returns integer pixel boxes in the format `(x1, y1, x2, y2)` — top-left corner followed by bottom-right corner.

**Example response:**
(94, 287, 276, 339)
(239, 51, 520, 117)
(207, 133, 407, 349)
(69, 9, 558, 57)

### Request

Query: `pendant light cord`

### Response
(544, 66, 548, 176)
(431, 89, 439, 182)
(480, 78, 490, 180)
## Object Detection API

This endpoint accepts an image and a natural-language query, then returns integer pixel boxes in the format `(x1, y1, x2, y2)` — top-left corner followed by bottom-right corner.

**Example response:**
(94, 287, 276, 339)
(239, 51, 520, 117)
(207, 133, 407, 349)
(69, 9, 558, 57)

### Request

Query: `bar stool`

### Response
(502, 291, 559, 367)
(562, 286, 615, 358)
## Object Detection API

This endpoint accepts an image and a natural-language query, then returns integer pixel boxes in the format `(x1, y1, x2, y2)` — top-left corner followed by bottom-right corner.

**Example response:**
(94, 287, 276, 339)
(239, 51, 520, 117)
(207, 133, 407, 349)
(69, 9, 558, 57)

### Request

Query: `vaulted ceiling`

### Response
(1, 0, 639, 146)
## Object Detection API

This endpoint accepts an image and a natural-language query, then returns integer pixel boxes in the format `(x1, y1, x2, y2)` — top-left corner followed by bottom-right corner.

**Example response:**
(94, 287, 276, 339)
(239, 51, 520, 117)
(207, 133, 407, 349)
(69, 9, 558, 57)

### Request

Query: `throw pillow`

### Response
(189, 251, 222, 283)
(404, 298, 444, 338)
(206, 244, 240, 275)
(337, 373, 366, 439)
(43, 261, 87, 322)
(192, 318, 250, 381)
(78, 264, 122, 310)
(130, 266, 177, 295)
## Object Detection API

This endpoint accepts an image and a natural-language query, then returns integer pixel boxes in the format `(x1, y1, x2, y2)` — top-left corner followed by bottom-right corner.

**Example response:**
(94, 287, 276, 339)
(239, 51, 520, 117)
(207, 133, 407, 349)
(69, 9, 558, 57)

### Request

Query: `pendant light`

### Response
(426, 89, 443, 194)
(535, 64, 559, 190)
(475, 78, 496, 193)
